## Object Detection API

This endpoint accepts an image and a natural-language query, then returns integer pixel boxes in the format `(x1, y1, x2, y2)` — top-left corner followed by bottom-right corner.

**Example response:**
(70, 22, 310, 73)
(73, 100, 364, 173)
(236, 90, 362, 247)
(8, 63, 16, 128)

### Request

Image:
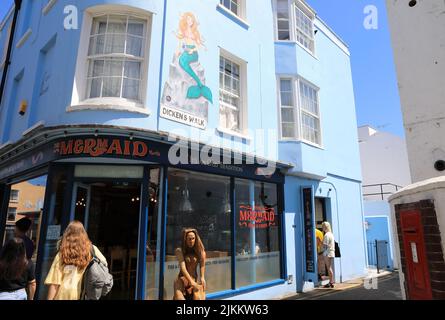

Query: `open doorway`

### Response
(71, 181, 141, 300)
(315, 197, 327, 284)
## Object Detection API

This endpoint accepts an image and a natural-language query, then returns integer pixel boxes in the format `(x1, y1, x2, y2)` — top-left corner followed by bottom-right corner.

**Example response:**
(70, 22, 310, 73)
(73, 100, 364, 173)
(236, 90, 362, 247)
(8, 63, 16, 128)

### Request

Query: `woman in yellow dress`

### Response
(45, 221, 107, 300)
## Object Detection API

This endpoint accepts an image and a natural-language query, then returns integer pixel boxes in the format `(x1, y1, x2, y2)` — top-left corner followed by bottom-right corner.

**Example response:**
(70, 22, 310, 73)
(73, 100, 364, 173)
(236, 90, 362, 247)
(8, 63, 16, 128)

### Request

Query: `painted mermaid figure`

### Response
(175, 12, 213, 103)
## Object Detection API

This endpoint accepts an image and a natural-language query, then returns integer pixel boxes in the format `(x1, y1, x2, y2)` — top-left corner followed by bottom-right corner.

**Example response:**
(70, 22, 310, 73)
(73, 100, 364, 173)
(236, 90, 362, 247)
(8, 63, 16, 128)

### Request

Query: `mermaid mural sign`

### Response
(161, 12, 213, 129)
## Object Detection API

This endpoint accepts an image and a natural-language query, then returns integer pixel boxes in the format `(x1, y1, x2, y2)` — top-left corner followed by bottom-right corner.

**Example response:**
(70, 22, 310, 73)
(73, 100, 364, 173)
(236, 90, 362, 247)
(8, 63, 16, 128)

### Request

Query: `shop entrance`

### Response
(70, 180, 141, 300)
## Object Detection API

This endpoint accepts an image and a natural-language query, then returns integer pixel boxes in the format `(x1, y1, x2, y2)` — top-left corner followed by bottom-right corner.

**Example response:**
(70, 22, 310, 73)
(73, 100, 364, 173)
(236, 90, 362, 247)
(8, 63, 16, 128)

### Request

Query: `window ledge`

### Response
(67, 101, 150, 116)
(16, 29, 32, 48)
(216, 127, 252, 141)
(42, 0, 58, 16)
(216, 4, 250, 30)
(279, 139, 324, 150)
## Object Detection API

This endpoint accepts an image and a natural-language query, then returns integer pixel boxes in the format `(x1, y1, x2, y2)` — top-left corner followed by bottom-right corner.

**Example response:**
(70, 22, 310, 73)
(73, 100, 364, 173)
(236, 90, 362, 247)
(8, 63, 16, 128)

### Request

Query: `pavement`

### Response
(283, 269, 403, 300)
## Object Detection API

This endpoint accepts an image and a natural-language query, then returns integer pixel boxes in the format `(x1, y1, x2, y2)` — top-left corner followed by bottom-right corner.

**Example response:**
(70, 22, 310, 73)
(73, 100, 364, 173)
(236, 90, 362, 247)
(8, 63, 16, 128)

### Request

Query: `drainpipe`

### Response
(0, 0, 23, 106)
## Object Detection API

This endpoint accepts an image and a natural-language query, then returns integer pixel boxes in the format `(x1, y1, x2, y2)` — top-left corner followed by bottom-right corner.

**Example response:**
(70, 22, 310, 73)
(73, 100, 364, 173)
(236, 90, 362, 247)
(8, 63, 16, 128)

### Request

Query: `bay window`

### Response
(279, 78, 322, 146)
(274, 0, 316, 54)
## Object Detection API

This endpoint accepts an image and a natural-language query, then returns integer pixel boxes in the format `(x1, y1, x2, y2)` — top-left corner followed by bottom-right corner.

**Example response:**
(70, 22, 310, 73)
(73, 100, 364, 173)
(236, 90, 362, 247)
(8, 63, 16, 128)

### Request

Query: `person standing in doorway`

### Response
(0, 238, 36, 300)
(322, 221, 335, 288)
(45, 221, 107, 300)
(14, 217, 35, 261)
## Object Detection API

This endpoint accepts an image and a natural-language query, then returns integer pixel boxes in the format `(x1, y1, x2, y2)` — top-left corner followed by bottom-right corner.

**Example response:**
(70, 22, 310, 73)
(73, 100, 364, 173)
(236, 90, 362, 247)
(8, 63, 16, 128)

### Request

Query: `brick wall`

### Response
(395, 200, 445, 300)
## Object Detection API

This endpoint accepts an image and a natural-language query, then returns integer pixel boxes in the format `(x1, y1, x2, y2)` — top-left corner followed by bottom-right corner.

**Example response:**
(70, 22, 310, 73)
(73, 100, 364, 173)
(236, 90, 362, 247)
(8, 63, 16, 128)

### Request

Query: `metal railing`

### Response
(367, 240, 390, 273)
(363, 183, 403, 201)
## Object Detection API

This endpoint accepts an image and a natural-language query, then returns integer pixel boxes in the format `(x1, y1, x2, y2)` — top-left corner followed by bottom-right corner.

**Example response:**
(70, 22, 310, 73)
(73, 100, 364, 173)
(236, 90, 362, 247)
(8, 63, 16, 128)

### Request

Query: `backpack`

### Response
(81, 246, 113, 300)
(335, 241, 341, 258)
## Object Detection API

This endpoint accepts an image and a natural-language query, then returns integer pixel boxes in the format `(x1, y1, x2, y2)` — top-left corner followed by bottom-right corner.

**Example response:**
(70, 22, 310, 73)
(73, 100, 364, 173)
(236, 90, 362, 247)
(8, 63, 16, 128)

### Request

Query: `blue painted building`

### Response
(272, 0, 367, 291)
(0, 0, 366, 300)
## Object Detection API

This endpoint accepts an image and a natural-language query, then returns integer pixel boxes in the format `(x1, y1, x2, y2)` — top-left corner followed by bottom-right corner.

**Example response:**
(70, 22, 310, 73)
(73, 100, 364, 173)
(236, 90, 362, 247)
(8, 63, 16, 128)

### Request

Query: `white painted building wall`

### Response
(359, 125, 412, 193)
(385, 0, 445, 183)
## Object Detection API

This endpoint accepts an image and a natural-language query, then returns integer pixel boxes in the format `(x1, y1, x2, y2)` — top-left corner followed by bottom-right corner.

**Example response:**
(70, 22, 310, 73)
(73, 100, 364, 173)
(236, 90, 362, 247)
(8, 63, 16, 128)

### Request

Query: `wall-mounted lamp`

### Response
(18, 100, 28, 115)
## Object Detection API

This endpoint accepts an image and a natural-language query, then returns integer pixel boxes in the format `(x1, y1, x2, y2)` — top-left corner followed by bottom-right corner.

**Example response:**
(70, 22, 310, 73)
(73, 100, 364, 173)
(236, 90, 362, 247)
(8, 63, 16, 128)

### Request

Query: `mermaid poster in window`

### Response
(161, 12, 213, 129)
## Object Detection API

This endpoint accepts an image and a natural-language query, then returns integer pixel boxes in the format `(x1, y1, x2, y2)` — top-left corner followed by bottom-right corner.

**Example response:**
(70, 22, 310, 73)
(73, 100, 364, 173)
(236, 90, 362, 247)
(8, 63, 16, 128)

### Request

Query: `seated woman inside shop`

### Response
(173, 228, 206, 300)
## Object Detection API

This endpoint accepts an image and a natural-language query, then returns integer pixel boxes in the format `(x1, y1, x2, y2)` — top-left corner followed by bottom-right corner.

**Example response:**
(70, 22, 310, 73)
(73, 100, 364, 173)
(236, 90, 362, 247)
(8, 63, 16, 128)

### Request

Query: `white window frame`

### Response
(293, 2, 315, 54)
(297, 78, 322, 147)
(68, 5, 152, 115)
(273, 0, 316, 55)
(218, 49, 248, 136)
(10, 189, 19, 202)
(277, 77, 299, 140)
(277, 77, 322, 147)
(218, 0, 247, 20)
(273, 0, 291, 41)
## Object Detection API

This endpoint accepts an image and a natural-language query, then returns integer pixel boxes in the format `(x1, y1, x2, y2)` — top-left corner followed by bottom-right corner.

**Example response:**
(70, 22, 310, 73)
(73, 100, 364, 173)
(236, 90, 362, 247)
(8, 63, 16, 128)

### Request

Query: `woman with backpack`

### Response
(0, 237, 36, 300)
(45, 220, 108, 300)
(322, 221, 335, 288)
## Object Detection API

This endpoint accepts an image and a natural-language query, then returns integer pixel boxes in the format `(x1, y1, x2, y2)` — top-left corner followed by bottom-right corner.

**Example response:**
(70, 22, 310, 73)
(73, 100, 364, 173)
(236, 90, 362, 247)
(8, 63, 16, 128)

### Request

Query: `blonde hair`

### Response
(59, 221, 92, 270)
(322, 221, 332, 233)
(177, 12, 204, 47)
(181, 228, 205, 262)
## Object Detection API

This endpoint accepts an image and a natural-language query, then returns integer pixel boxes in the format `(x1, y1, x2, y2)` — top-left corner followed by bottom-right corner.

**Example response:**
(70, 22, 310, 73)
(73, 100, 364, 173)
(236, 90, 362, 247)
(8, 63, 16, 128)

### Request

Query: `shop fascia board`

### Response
(0, 125, 293, 170)
(159, 130, 293, 170)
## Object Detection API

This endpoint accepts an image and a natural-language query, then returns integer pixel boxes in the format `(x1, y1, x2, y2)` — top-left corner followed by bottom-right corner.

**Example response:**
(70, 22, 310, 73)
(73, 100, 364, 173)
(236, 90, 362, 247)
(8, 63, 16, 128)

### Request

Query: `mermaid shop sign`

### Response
(161, 12, 213, 129)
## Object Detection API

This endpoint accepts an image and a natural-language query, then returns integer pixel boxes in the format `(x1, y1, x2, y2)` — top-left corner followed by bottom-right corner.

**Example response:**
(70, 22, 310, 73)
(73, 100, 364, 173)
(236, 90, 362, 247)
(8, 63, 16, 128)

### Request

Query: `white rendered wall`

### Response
(385, 0, 445, 183)
(358, 126, 412, 189)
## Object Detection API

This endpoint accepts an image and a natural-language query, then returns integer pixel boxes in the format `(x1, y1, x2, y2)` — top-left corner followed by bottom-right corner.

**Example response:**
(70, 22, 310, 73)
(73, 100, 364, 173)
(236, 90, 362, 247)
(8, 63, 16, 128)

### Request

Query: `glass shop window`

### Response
(164, 169, 232, 299)
(2, 175, 48, 264)
(235, 179, 281, 288)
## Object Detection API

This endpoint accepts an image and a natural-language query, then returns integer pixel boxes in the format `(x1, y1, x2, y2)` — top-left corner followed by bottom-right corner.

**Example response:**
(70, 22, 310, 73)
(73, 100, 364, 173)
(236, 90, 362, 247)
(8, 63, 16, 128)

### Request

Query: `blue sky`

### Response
(306, 0, 404, 137)
(0, 0, 404, 137)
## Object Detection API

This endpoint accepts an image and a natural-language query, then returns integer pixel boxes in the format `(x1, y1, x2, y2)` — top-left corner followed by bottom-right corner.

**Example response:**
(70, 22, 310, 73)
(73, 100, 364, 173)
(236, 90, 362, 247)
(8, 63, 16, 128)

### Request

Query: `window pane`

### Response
(235, 180, 281, 288)
(128, 20, 144, 37)
(102, 77, 122, 97)
(301, 112, 320, 144)
(295, 6, 314, 52)
(3, 176, 48, 264)
(124, 61, 141, 79)
(219, 56, 242, 131)
(89, 78, 102, 98)
(88, 35, 105, 56)
(281, 108, 294, 122)
(164, 170, 232, 299)
(104, 60, 123, 77)
(219, 104, 240, 131)
(282, 123, 296, 138)
(299, 82, 318, 115)
(122, 79, 140, 100)
(90, 60, 104, 77)
(105, 34, 125, 54)
(126, 35, 143, 57)
(107, 17, 127, 34)
(277, 0, 290, 40)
